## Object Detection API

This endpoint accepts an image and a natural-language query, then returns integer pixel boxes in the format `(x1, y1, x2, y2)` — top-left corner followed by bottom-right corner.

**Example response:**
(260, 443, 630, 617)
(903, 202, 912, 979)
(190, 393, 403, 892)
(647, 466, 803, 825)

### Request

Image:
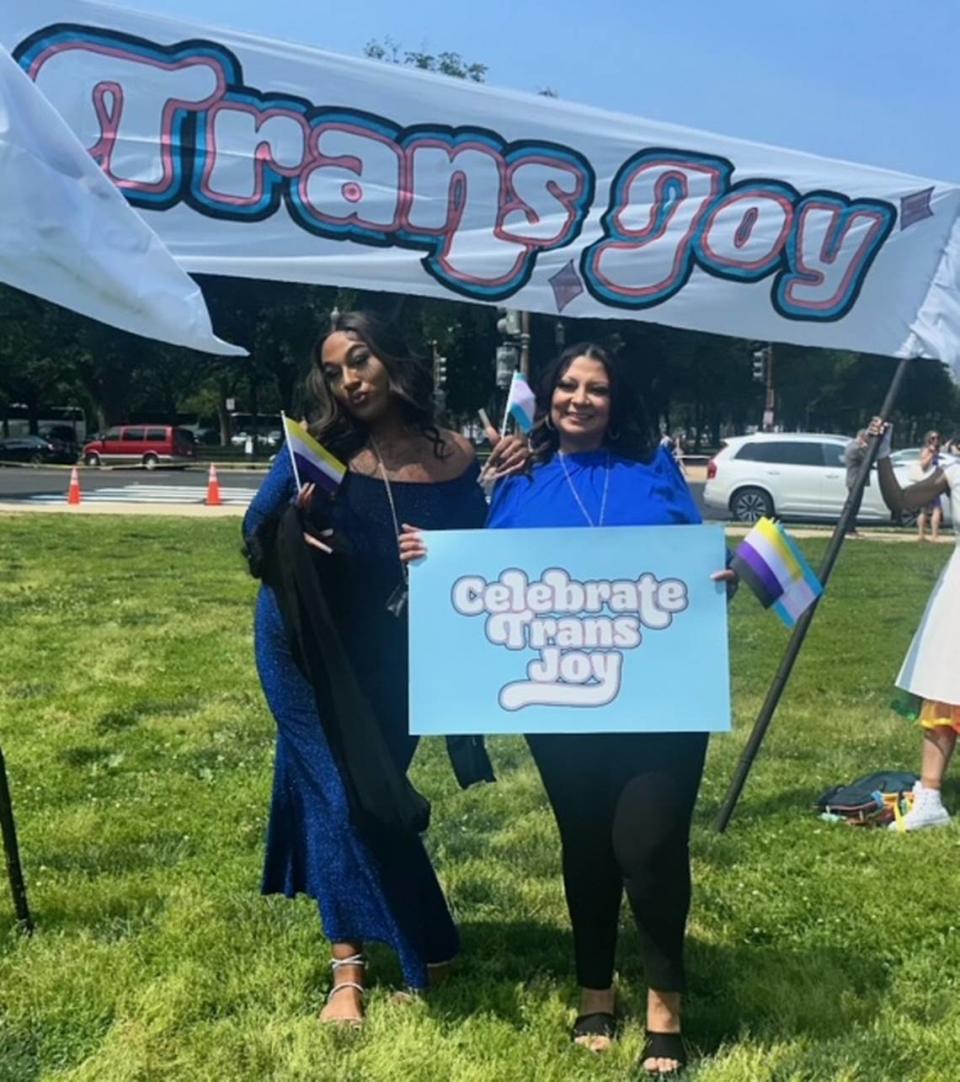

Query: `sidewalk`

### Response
(2, 500, 952, 542)
(723, 524, 953, 543)
(0, 501, 244, 517)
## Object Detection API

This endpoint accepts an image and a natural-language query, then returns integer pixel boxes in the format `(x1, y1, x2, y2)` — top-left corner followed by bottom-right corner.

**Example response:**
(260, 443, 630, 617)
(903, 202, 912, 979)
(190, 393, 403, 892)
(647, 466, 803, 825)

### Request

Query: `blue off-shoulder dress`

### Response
(243, 451, 488, 989)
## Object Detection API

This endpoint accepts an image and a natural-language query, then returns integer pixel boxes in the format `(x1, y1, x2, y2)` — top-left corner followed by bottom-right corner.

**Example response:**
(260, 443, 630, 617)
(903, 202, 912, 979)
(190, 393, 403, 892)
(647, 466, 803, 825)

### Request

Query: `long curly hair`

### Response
(303, 310, 446, 461)
(529, 342, 654, 465)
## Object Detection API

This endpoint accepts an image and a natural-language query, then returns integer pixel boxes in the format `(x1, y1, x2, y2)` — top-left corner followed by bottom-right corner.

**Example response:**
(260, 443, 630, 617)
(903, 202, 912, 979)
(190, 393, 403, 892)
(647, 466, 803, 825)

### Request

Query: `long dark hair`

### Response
(529, 342, 654, 465)
(304, 310, 446, 461)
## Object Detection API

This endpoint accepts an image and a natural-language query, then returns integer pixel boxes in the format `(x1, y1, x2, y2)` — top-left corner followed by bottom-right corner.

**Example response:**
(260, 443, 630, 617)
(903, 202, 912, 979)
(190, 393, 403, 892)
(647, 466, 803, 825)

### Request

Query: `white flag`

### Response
(0, 46, 244, 355)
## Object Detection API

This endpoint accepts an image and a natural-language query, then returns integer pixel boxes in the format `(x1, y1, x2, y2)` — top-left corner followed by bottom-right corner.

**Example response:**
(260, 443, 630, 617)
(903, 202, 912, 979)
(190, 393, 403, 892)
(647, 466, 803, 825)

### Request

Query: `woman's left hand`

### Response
(399, 523, 427, 564)
(711, 569, 738, 584)
(483, 428, 530, 478)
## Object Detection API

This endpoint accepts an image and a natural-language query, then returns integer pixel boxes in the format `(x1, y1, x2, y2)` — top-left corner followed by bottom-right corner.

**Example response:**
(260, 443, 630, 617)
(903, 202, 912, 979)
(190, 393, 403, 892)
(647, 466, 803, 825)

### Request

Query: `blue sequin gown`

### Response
(243, 451, 488, 989)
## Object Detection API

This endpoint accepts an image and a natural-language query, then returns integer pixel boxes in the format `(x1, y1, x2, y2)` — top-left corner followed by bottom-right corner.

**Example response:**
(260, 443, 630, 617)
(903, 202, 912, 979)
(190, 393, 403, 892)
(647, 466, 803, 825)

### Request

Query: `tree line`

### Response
(2, 276, 957, 451)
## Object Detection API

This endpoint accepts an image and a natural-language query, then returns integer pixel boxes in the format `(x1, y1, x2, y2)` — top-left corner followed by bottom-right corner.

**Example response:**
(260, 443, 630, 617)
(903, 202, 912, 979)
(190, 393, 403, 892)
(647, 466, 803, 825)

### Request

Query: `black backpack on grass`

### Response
(814, 771, 918, 825)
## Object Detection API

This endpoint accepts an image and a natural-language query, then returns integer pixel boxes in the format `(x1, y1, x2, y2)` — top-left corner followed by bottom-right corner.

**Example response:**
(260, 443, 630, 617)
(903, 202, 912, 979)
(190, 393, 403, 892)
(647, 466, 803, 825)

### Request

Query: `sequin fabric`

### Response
(243, 451, 487, 988)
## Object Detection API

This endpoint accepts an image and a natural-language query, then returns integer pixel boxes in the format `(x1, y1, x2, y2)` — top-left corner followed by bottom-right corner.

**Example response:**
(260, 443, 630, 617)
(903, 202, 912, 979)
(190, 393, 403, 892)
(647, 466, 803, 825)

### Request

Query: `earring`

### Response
(608, 425, 620, 441)
(545, 413, 555, 431)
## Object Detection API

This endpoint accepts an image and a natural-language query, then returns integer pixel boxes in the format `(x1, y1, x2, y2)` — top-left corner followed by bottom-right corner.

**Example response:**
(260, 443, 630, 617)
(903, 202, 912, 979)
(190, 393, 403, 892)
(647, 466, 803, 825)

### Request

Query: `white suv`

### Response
(704, 433, 953, 524)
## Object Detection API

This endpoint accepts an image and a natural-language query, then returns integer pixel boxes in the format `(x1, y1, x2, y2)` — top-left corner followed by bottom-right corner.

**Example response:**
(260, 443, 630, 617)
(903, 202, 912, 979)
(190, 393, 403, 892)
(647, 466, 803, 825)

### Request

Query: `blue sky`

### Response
(119, 0, 955, 182)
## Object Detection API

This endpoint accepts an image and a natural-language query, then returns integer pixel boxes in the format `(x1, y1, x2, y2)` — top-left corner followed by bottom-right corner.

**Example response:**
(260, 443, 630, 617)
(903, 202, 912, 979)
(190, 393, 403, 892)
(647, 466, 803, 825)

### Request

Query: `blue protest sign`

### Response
(409, 524, 730, 735)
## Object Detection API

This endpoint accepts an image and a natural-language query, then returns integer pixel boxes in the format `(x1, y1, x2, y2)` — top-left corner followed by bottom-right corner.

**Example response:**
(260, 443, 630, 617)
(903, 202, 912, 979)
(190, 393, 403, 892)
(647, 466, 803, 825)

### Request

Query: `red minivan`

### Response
(82, 425, 196, 469)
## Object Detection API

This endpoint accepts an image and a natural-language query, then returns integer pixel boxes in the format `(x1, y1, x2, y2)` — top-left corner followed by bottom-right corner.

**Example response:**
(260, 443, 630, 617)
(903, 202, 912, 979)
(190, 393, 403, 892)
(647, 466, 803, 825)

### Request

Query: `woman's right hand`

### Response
(304, 530, 334, 554)
(398, 523, 427, 564)
(297, 483, 334, 554)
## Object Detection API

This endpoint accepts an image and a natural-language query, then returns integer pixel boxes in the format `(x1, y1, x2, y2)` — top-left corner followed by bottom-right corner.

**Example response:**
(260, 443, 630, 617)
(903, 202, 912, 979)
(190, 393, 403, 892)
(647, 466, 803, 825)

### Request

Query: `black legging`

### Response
(526, 730, 708, 992)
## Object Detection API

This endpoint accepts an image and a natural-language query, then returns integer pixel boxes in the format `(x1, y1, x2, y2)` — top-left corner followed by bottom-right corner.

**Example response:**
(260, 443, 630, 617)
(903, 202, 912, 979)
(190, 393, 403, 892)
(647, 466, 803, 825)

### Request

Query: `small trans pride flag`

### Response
(732, 517, 823, 628)
(281, 413, 346, 496)
(502, 371, 537, 434)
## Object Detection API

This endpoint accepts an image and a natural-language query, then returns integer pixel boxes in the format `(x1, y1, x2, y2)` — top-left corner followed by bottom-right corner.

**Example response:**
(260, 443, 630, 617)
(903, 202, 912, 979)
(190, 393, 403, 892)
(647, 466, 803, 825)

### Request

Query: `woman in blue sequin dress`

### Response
(243, 311, 524, 1023)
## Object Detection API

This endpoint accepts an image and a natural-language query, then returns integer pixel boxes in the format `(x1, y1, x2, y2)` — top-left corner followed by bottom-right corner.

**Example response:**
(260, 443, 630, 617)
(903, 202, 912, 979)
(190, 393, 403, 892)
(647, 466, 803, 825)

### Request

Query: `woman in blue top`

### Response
(484, 343, 730, 1077)
(243, 311, 525, 1025)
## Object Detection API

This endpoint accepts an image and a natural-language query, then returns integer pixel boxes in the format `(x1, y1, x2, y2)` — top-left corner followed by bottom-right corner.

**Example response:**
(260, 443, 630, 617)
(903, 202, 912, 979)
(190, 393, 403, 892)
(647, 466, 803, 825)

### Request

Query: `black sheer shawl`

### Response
(245, 504, 494, 839)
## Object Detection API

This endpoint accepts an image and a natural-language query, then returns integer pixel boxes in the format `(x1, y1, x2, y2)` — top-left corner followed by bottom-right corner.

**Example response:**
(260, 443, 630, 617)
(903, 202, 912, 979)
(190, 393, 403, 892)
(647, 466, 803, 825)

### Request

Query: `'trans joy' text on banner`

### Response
(409, 525, 730, 736)
(4, 0, 960, 365)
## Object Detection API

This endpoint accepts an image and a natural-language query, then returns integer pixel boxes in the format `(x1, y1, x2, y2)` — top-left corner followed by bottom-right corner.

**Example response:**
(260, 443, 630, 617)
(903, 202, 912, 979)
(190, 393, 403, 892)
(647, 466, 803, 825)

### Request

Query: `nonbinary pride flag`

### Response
(732, 517, 823, 628)
(281, 413, 346, 496)
(503, 372, 537, 434)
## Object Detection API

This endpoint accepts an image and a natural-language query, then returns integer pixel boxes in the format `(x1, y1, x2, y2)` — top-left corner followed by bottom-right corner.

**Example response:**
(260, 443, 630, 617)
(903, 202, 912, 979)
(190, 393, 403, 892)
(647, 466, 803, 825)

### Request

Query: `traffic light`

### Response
(433, 352, 448, 389)
(496, 308, 522, 339)
(495, 343, 519, 389)
(751, 348, 768, 383)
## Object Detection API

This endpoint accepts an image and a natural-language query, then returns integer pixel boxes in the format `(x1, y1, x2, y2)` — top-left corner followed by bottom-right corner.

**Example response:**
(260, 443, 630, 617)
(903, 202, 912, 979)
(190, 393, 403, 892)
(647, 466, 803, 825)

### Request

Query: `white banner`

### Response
(4, 0, 960, 365)
(0, 41, 243, 354)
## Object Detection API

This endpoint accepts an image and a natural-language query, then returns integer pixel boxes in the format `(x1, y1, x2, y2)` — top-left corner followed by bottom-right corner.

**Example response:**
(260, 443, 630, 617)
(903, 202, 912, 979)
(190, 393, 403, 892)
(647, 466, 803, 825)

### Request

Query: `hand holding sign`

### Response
(409, 525, 730, 735)
(399, 524, 426, 564)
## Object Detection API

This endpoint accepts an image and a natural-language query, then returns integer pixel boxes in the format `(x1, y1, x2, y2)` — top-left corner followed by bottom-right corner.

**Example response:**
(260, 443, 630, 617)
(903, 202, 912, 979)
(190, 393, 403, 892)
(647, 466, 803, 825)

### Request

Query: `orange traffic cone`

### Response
(205, 463, 222, 506)
(67, 466, 82, 505)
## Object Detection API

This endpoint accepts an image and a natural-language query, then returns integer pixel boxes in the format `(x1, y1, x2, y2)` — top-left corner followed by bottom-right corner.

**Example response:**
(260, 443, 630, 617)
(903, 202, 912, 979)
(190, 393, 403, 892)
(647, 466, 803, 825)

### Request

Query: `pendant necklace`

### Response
(558, 451, 611, 527)
(369, 435, 409, 617)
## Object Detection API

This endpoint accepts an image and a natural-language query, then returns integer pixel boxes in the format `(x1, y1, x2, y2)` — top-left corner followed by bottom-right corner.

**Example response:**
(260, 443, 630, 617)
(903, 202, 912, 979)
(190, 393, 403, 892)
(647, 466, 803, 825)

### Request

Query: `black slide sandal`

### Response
(641, 1030, 687, 1076)
(572, 1011, 618, 1046)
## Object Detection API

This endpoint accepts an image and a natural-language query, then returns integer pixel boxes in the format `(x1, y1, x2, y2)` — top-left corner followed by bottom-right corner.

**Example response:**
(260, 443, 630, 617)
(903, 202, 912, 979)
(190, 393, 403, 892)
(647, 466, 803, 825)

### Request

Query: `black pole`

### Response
(715, 356, 912, 832)
(0, 744, 33, 932)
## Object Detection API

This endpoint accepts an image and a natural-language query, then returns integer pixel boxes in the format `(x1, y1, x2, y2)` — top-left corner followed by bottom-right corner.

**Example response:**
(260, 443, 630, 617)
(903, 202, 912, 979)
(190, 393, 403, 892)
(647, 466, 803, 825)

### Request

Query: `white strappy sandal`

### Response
(320, 953, 365, 1027)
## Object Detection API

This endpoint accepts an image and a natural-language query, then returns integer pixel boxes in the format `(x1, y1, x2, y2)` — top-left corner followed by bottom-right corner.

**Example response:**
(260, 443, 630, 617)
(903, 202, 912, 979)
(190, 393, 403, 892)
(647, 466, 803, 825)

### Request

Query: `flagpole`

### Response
(500, 373, 514, 439)
(280, 411, 303, 493)
(0, 745, 33, 933)
(715, 356, 912, 832)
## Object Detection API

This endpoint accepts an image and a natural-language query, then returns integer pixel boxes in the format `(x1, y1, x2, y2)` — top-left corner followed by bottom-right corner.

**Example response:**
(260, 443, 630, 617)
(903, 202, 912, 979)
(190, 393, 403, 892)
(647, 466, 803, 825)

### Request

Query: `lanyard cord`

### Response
(557, 451, 611, 527)
(369, 435, 408, 585)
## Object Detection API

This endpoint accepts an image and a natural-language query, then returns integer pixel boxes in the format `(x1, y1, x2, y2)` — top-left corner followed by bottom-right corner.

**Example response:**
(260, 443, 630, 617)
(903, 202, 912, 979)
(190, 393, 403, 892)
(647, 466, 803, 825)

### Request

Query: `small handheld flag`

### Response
(281, 413, 346, 496)
(501, 371, 537, 435)
(732, 517, 823, 628)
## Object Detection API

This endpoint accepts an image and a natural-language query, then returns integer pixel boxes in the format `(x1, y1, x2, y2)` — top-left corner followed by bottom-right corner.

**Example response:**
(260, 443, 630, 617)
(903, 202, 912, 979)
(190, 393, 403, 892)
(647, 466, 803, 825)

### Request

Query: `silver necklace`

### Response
(369, 435, 409, 616)
(558, 451, 610, 527)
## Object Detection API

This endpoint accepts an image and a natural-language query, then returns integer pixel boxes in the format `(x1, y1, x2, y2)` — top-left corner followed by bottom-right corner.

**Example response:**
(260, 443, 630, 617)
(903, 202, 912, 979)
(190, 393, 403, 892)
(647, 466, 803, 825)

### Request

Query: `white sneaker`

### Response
(889, 782, 951, 831)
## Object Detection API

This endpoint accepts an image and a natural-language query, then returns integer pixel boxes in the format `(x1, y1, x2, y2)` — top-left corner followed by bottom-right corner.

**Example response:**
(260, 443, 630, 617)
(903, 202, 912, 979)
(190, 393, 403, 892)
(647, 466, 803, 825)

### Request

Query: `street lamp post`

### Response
(752, 344, 776, 431)
(520, 311, 531, 379)
(763, 344, 775, 431)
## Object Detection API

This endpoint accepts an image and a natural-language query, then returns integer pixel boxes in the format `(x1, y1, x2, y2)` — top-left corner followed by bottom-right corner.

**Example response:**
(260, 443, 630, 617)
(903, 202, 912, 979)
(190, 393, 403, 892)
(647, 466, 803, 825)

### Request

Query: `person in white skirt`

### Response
(872, 419, 960, 830)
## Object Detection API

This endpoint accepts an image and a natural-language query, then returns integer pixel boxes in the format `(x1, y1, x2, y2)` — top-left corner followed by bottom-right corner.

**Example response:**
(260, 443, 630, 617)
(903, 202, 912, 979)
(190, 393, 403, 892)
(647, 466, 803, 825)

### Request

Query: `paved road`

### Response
(0, 468, 918, 538)
(0, 465, 264, 506)
(0, 464, 721, 518)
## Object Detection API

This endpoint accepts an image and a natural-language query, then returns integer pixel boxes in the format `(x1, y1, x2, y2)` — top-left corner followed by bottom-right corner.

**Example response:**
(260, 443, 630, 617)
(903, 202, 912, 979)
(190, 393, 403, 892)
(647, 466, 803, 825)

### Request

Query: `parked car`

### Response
(0, 434, 77, 464)
(887, 447, 959, 474)
(81, 425, 197, 469)
(39, 423, 82, 457)
(703, 433, 954, 524)
(230, 429, 281, 449)
(193, 427, 222, 446)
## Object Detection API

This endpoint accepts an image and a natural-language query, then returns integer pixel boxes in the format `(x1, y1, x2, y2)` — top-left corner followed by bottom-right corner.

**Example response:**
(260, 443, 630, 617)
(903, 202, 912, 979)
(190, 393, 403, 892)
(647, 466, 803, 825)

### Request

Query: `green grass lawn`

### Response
(1, 515, 958, 1082)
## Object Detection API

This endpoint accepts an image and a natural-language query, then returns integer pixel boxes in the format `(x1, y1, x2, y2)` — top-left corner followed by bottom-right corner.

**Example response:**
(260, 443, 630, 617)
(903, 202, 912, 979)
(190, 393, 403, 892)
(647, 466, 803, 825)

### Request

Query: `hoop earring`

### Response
(607, 425, 620, 442)
(545, 412, 555, 431)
